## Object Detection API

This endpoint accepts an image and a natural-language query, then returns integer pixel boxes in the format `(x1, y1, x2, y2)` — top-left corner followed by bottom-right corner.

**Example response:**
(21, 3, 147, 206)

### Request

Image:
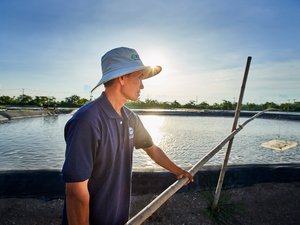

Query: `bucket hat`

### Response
(91, 47, 162, 92)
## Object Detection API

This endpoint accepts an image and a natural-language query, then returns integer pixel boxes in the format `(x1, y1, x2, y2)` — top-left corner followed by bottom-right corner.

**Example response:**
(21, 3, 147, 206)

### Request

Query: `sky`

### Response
(0, 0, 299, 104)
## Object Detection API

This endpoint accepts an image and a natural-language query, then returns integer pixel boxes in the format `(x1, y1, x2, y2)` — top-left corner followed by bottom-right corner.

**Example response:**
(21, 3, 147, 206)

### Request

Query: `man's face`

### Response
(121, 70, 145, 101)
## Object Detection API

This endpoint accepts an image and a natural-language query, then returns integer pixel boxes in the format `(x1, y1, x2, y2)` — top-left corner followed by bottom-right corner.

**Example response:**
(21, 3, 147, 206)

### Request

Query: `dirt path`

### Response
(0, 182, 299, 225)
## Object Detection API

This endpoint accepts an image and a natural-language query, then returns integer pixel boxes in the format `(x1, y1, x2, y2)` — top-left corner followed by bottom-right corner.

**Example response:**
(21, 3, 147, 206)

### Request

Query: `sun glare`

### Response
(140, 115, 164, 144)
(142, 50, 168, 68)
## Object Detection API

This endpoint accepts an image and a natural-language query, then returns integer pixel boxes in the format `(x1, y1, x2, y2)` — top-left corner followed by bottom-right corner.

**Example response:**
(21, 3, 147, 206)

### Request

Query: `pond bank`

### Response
(1, 164, 299, 198)
(0, 182, 299, 225)
(0, 109, 73, 121)
(1, 109, 300, 121)
(0, 164, 299, 225)
(134, 109, 300, 121)
(0, 115, 8, 122)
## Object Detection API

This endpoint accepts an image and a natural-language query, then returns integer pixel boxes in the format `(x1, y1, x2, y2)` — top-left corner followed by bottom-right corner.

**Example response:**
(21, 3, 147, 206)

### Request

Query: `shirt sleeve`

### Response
(133, 114, 153, 149)
(62, 118, 100, 182)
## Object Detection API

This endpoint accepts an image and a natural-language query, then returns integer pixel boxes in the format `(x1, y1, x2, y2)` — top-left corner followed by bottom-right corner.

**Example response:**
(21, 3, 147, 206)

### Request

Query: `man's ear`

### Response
(118, 76, 125, 86)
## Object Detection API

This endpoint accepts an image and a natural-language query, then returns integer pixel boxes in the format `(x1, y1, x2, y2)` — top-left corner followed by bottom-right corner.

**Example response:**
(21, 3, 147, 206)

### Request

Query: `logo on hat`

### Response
(131, 53, 140, 61)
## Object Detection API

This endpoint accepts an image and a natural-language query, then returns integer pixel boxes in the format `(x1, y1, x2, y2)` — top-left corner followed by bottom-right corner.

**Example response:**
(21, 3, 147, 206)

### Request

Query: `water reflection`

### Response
(133, 116, 300, 169)
(43, 115, 59, 124)
(139, 115, 164, 144)
(0, 115, 67, 170)
(0, 114, 299, 171)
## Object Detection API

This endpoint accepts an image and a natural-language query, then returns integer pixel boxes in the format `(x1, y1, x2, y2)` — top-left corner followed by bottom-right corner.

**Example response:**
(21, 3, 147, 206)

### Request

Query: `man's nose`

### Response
(140, 80, 144, 89)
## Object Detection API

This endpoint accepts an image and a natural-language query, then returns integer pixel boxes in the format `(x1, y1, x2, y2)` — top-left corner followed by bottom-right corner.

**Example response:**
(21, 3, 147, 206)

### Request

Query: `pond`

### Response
(0, 113, 299, 171)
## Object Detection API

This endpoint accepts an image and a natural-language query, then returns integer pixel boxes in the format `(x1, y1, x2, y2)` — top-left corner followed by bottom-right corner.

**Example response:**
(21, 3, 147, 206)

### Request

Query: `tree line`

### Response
(0, 94, 89, 108)
(126, 99, 300, 112)
(0, 94, 299, 112)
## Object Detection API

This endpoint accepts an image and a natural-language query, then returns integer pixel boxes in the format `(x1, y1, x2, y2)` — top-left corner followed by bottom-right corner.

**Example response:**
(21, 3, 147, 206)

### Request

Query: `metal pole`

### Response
(212, 56, 252, 209)
(126, 110, 273, 225)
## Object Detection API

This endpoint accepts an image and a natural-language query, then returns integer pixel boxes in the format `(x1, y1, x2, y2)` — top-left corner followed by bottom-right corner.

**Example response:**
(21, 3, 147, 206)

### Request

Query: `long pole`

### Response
(126, 109, 271, 225)
(212, 56, 252, 209)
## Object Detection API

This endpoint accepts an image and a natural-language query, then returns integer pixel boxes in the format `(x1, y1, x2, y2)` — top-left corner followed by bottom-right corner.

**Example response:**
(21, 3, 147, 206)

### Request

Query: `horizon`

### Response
(0, 0, 299, 104)
(0, 91, 298, 106)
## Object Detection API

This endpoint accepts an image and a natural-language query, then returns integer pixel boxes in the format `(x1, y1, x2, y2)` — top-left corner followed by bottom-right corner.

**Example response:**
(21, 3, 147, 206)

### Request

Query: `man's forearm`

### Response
(144, 145, 193, 184)
(66, 181, 90, 225)
(144, 145, 184, 175)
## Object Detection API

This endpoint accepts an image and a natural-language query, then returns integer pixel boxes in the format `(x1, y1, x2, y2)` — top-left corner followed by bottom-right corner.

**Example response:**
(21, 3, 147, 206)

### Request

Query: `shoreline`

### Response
(134, 109, 300, 121)
(0, 108, 74, 121)
(0, 164, 299, 225)
(1, 182, 299, 225)
(1, 163, 299, 199)
(1, 108, 300, 121)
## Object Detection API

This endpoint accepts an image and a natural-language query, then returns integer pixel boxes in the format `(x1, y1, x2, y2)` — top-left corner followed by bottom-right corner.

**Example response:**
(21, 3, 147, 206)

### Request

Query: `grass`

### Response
(202, 190, 244, 225)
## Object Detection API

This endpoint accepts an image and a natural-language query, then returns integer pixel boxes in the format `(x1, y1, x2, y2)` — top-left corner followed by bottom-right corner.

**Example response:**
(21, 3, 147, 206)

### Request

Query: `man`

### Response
(62, 47, 193, 225)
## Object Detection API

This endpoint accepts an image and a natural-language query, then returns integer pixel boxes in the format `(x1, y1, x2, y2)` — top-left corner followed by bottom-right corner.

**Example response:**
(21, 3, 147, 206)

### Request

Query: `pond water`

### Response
(0, 113, 299, 171)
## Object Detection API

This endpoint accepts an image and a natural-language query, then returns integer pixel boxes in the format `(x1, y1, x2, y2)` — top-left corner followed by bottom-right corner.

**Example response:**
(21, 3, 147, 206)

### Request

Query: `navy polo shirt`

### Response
(62, 93, 153, 225)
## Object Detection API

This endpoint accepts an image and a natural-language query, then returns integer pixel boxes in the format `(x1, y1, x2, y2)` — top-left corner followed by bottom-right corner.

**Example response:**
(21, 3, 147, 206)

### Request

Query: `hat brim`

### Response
(91, 65, 162, 92)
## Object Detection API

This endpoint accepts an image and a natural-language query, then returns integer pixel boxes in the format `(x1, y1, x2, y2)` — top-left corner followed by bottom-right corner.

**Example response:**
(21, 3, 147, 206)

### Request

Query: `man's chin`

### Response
(134, 93, 140, 101)
(127, 96, 139, 102)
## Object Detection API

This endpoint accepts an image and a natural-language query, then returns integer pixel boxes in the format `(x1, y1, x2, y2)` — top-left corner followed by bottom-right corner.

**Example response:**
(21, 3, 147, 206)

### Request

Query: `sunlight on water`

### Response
(139, 115, 164, 144)
(0, 114, 299, 171)
(132, 115, 165, 169)
(133, 116, 300, 170)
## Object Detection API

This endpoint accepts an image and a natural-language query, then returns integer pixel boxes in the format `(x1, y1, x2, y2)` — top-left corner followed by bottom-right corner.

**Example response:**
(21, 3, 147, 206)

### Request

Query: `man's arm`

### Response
(65, 180, 90, 225)
(143, 145, 193, 183)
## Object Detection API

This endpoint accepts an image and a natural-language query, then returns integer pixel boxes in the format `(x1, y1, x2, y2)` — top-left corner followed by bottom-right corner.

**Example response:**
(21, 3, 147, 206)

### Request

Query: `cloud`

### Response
(1, 0, 300, 104)
(242, 59, 300, 103)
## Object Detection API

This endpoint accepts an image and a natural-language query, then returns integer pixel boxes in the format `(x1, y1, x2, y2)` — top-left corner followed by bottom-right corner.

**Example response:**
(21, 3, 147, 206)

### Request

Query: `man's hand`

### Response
(175, 169, 194, 185)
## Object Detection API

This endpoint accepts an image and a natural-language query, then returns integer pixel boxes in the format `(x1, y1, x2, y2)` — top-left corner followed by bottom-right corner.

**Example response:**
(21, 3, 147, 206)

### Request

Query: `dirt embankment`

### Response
(0, 109, 73, 121)
(0, 182, 299, 225)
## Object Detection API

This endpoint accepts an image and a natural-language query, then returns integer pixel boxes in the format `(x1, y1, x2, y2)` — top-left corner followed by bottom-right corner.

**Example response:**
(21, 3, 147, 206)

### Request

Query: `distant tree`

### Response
(62, 95, 89, 107)
(0, 96, 14, 105)
(198, 101, 209, 109)
(243, 102, 259, 111)
(220, 100, 234, 110)
(125, 100, 142, 109)
(1, 92, 298, 112)
(211, 103, 220, 110)
(292, 102, 300, 112)
(64, 95, 81, 106)
(183, 100, 196, 109)
(32, 96, 52, 107)
(16, 94, 33, 105)
(144, 99, 160, 108)
(262, 102, 279, 110)
(77, 98, 89, 106)
(279, 103, 290, 111)
(48, 96, 57, 106)
(161, 101, 169, 108)
(170, 100, 181, 108)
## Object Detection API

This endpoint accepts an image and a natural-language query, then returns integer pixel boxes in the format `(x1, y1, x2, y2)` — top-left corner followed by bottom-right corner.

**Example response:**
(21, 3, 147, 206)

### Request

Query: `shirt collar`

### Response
(98, 92, 130, 120)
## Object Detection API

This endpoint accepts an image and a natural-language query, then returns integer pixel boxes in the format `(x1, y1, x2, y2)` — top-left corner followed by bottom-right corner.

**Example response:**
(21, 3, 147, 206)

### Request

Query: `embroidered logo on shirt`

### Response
(129, 127, 134, 139)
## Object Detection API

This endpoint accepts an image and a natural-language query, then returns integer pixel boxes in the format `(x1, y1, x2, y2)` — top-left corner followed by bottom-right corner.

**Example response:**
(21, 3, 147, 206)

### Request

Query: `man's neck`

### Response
(104, 90, 126, 116)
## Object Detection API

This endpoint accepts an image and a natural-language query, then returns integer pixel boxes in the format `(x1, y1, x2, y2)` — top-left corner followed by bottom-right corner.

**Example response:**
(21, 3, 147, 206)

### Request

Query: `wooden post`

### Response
(212, 56, 252, 209)
(126, 110, 273, 225)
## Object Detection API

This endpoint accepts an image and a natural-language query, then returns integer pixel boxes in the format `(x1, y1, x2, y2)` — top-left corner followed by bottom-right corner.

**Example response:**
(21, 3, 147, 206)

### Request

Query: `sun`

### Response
(138, 48, 172, 100)
(142, 49, 168, 68)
